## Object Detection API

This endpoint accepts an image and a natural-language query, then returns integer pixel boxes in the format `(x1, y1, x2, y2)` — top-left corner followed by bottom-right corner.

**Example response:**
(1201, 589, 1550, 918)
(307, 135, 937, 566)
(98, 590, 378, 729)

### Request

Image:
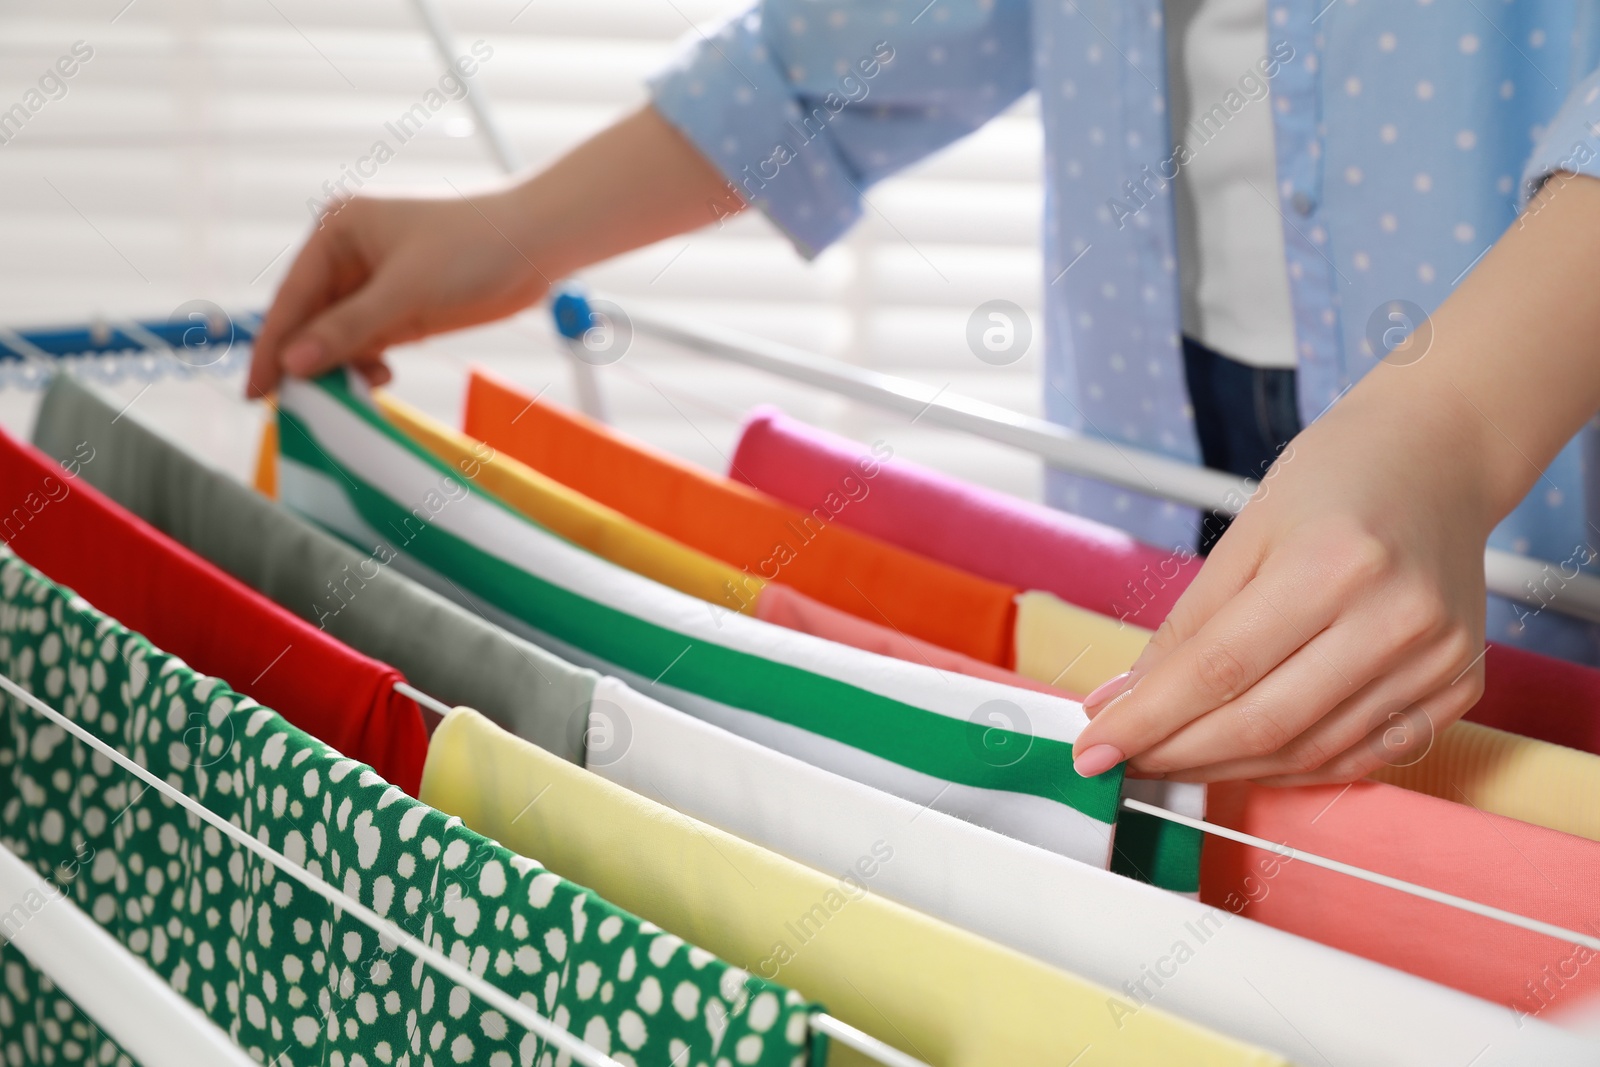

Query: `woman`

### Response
(249, 0, 1600, 786)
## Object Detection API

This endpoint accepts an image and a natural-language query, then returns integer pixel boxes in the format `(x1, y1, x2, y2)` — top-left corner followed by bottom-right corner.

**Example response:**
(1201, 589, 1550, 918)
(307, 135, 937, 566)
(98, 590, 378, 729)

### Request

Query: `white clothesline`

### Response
(556, 293, 1600, 626)
(1120, 797, 1600, 952)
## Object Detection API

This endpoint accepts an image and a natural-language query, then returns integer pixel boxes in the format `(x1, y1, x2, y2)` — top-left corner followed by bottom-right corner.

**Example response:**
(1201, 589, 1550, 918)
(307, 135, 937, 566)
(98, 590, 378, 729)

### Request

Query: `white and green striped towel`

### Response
(278, 373, 1127, 869)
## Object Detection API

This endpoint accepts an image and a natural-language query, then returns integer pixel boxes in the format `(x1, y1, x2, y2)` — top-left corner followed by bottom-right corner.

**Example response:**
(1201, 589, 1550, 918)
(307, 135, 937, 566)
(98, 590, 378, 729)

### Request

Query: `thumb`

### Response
(280, 271, 412, 380)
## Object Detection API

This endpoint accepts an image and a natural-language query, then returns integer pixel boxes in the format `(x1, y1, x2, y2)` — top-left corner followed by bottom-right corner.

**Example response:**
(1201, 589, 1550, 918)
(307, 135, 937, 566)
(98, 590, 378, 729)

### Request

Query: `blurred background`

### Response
(0, 0, 1048, 499)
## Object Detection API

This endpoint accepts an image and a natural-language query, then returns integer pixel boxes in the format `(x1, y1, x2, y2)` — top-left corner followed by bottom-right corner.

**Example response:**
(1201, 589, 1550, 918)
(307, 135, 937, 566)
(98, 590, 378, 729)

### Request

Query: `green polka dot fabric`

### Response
(0, 947, 136, 1067)
(0, 549, 822, 1067)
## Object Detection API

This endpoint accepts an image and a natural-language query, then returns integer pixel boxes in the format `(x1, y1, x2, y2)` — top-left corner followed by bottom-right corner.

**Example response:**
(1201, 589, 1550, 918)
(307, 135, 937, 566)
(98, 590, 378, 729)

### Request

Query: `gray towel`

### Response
(32, 371, 595, 763)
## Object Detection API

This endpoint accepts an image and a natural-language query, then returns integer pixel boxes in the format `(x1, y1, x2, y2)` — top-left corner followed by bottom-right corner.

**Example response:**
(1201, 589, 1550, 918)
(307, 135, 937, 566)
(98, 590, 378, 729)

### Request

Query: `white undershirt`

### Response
(1165, 0, 1298, 369)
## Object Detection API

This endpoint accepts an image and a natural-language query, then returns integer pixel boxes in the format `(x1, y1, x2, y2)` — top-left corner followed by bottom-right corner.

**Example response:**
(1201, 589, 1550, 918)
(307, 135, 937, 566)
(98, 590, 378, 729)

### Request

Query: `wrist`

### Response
(1323, 359, 1510, 537)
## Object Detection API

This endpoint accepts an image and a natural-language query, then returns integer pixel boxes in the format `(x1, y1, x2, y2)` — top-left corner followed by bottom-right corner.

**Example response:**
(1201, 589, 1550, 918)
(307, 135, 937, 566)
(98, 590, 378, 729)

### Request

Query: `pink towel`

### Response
(1203, 778, 1600, 1014)
(757, 583, 1072, 698)
(731, 406, 1197, 628)
(732, 406, 1600, 756)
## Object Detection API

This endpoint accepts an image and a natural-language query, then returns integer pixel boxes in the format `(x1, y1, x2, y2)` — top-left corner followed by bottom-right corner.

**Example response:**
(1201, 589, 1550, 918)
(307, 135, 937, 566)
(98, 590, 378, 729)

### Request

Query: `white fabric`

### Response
(278, 377, 1118, 865)
(1168, 0, 1298, 369)
(0, 843, 256, 1067)
(588, 677, 1598, 1067)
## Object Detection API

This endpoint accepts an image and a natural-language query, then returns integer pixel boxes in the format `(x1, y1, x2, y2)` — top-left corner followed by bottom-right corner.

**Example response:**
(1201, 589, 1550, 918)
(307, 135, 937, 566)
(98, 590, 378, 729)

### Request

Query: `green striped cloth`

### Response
(278, 373, 1129, 869)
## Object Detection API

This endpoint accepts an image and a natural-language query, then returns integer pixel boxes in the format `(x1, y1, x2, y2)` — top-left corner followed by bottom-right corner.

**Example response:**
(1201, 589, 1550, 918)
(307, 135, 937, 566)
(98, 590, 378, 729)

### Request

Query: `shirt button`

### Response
(1290, 190, 1315, 215)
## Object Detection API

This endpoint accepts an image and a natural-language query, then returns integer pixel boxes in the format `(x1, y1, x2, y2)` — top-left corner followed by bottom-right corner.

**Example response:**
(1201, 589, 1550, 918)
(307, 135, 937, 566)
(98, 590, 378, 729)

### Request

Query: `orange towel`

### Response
(464, 368, 1019, 665)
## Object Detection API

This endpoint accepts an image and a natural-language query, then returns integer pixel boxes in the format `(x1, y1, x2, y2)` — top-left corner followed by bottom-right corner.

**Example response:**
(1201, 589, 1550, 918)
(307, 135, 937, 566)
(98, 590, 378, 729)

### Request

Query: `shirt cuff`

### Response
(1522, 70, 1600, 206)
(649, 11, 863, 259)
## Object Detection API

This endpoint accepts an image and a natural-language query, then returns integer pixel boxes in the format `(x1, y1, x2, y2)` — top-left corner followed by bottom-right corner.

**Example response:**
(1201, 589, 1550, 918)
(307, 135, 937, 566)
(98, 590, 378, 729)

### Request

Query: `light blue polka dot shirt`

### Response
(650, 0, 1600, 663)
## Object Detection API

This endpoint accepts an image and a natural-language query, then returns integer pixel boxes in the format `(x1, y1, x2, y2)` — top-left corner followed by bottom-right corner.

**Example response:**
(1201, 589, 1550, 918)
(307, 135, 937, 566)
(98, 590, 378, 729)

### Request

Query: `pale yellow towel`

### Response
(1370, 718, 1600, 841)
(1014, 589, 1151, 692)
(376, 390, 761, 612)
(420, 707, 1287, 1067)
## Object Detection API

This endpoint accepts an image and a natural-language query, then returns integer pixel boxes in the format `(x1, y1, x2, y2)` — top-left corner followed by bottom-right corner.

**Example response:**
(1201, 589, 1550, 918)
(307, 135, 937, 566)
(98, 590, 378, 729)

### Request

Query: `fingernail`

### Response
(282, 337, 322, 374)
(1073, 743, 1125, 778)
(1082, 671, 1133, 710)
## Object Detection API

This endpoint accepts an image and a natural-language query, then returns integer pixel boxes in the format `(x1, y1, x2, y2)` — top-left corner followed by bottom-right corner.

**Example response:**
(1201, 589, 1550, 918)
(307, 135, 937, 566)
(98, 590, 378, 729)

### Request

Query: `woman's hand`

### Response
(1071, 377, 1494, 785)
(1073, 173, 1600, 786)
(247, 105, 744, 399)
(247, 187, 554, 397)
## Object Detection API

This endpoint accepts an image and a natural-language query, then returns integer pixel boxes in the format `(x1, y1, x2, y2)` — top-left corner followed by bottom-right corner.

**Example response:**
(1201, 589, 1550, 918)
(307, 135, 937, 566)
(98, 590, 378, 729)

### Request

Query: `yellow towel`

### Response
(1369, 718, 1600, 842)
(420, 707, 1287, 1067)
(1013, 589, 1151, 693)
(375, 390, 762, 613)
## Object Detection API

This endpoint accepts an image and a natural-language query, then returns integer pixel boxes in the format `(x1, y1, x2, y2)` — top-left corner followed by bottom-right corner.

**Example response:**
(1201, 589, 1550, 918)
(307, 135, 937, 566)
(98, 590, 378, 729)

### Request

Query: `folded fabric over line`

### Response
(729, 404, 1199, 626)
(376, 389, 761, 615)
(461, 367, 1020, 666)
(1368, 718, 1600, 843)
(582, 675, 1600, 1066)
(29, 371, 598, 764)
(277, 373, 1128, 873)
(728, 403, 1600, 758)
(0, 410, 428, 794)
(1204, 777, 1600, 1014)
(422, 704, 1292, 1067)
(0, 549, 822, 1067)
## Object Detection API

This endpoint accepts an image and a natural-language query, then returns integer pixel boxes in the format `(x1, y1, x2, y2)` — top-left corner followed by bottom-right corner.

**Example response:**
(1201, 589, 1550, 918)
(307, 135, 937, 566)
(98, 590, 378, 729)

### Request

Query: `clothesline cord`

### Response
(0, 670, 625, 1067)
(1122, 797, 1600, 952)
(394, 679, 454, 719)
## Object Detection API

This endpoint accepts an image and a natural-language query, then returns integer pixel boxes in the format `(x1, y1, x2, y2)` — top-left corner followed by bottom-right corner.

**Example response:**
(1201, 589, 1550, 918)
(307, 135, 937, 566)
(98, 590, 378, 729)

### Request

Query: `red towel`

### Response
(0, 428, 427, 794)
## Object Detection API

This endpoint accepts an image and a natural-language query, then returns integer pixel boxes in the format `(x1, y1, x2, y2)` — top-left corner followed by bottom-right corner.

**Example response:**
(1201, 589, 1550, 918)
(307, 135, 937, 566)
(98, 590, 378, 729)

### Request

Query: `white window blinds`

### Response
(0, 0, 1045, 500)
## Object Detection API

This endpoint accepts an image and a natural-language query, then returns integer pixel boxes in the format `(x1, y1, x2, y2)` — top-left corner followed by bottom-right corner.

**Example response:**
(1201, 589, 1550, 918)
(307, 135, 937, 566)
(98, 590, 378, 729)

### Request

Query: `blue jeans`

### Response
(1181, 335, 1302, 554)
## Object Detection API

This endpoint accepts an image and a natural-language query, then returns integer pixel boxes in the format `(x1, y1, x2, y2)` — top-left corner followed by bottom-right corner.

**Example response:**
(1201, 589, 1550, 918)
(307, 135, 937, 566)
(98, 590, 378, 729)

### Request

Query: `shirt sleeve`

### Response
(1521, 70, 1600, 205)
(649, 0, 1033, 258)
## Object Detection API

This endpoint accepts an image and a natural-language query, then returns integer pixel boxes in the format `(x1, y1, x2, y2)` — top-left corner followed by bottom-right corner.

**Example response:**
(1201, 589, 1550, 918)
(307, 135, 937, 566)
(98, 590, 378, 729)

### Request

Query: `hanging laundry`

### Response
(461, 368, 1019, 666)
(0, 549, 820, 1066)
(729, 405, 1198, 626)
(578, 676, 1595, 1066)
(726, 404, 1600, 758)
(421, 705, 1289, 1067)
(1203, 778, 1600, 1013)
(0, 417, 427, 793)
(0, 948, 129, 1065)
(377, 389, 760, 614)
(1368, 720, 1600, 843)
(29, 372, 598, 763)
(755, 583, 1064, 696)
(277, 373, 1126, 870)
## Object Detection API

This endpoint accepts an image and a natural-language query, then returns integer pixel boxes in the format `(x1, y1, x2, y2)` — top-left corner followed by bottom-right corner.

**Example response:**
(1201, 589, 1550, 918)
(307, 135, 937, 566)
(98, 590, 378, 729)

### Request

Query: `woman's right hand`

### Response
(247, 106, 745, 400)
(247, 186, 554, 397)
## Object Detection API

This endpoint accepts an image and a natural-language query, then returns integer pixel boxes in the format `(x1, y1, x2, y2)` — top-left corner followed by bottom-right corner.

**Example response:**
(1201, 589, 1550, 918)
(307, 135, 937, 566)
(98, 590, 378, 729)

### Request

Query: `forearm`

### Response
(500, 104, 745, 281)
(1336, 174, 1600, 528)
